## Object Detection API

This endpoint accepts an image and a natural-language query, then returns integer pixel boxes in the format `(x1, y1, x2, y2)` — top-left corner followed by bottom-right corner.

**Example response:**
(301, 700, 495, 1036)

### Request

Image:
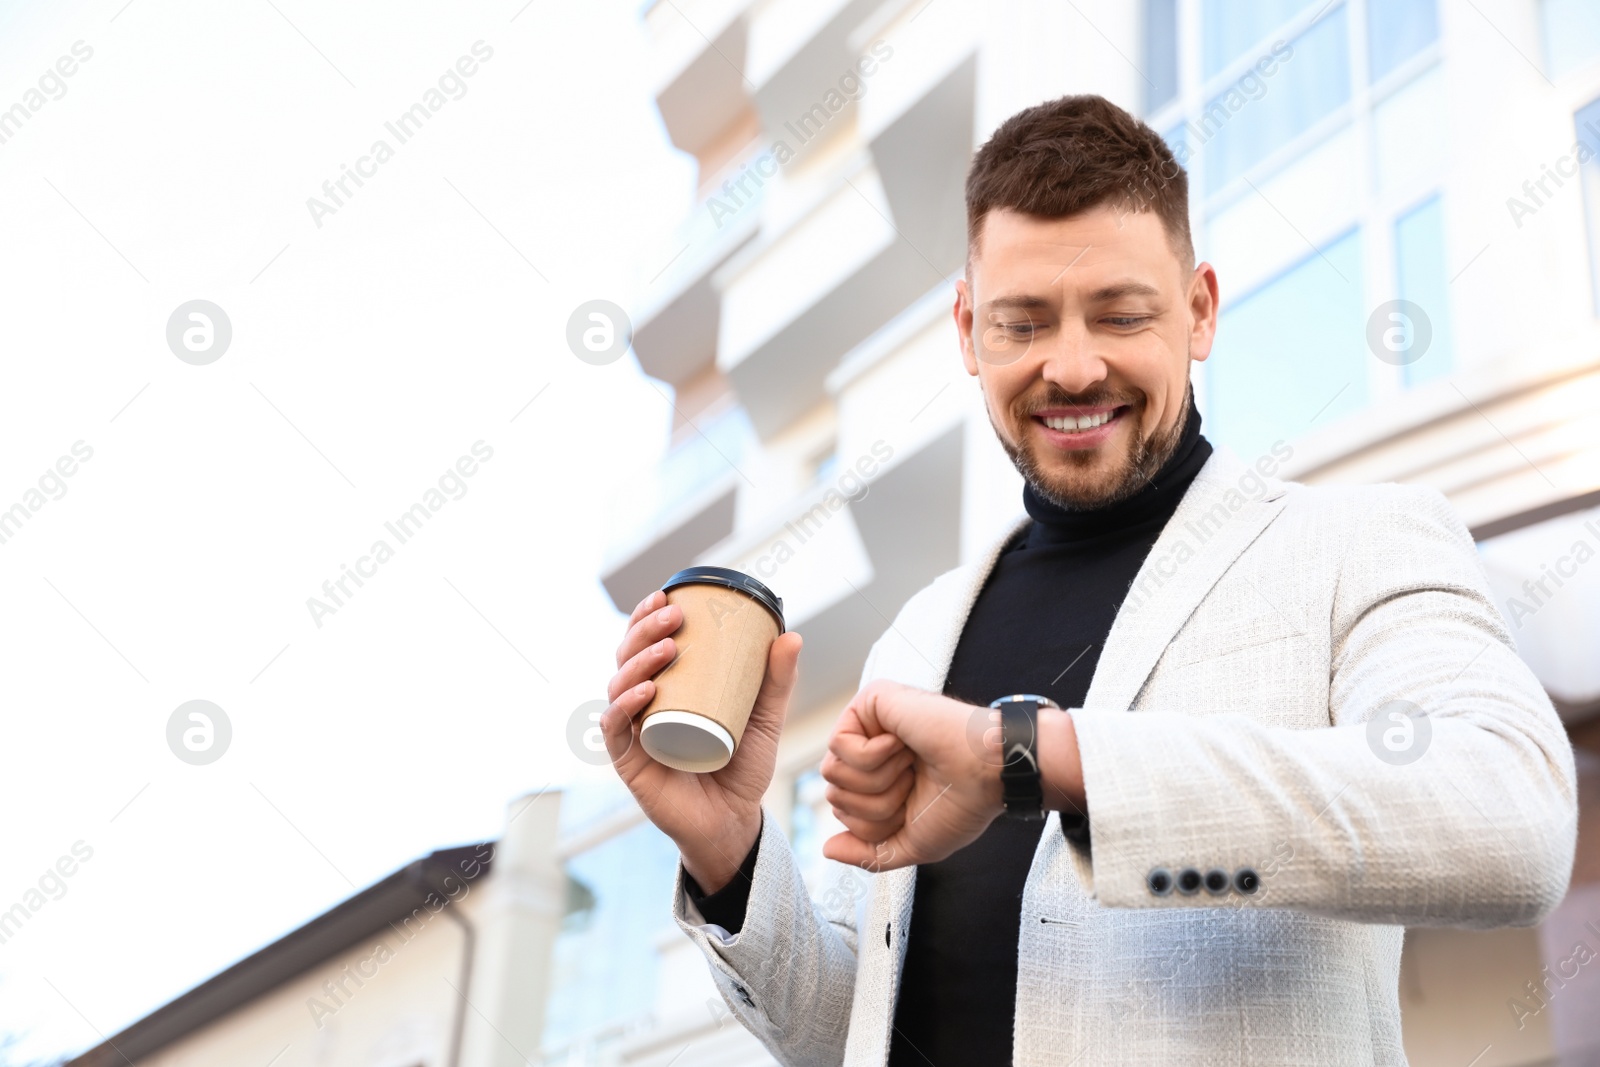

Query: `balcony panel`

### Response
(600, 480, 738, 613)
(747, 0, 884, 161)
(648, 0, 753, 158)
(746, 0, 880, 95)
(633, 142, 771, 388)
(867, 51, 975, 279)
(717, 170, 944, 437)
(855, 0, 971, 142)
(696, 421, 964, 708)
(632, 191, 761, 387)
(600, 406, 757, 610)
(656, 24, 749, 159)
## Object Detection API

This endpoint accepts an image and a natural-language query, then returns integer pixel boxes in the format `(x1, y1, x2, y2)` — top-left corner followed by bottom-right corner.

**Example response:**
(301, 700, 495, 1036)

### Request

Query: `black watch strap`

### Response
(989, 694, 1057, 821)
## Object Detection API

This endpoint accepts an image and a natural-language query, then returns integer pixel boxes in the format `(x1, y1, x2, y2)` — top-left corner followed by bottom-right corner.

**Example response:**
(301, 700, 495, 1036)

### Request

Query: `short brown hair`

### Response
(965, 94, 1193, 269)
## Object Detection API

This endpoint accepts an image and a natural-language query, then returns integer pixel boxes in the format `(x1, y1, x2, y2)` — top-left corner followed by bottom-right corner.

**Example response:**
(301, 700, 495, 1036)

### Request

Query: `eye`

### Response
(985, 317, 1040, 338)
(1104, 315, 1151, 328)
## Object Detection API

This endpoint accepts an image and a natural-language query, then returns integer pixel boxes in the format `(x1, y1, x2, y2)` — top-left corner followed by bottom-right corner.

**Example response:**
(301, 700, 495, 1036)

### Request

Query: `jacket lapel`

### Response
(1082, 445, 1291, 713)
(858, 447, 1291, 1059)
(862, 509, 1032, 1064)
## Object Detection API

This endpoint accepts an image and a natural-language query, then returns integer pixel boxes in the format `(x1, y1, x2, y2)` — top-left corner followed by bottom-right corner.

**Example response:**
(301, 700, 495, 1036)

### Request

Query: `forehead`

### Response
(971, 206, 1179, 296)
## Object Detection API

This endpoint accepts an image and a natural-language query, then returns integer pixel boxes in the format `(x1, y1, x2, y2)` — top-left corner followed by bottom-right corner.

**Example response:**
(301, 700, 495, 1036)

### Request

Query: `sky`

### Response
(0, 0, 691, 1057)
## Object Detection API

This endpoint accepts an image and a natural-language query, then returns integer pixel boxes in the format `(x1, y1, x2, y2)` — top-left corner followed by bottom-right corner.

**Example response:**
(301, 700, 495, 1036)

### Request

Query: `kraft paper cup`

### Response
(639, 566, 785, 773)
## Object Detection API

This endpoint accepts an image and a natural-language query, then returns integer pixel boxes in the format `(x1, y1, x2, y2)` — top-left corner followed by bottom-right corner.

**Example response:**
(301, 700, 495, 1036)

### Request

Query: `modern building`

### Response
(65, 2, 1600, 1065)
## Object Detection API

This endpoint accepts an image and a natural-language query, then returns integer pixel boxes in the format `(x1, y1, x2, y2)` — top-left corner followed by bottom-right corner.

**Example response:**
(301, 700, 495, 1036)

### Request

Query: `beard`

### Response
(991, 378, 1192, 511)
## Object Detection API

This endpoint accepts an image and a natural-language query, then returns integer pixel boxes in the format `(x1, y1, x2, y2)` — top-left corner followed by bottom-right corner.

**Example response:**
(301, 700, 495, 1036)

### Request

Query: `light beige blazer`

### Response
(672, 445, 1578, 1066)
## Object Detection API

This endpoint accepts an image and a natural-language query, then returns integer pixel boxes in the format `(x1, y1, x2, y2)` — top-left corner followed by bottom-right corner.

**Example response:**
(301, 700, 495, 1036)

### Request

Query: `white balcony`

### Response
(865, 50, 975, 286)
(644, 0, 754, 161)
(600, 405, 758, 611)
(745, 0, 886, 162)
(715, 160, 947, 438)
(632, 154, 765, 387)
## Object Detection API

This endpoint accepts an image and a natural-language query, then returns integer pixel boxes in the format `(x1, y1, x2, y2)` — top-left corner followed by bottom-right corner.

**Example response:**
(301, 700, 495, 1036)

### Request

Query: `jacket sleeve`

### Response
(668, 642, 886, 1066)
(1061, 483, 1578, 927)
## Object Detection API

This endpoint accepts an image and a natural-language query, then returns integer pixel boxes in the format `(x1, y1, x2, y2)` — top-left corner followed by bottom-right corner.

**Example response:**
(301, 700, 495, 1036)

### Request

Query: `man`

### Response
(602, 94, 1577, 1065)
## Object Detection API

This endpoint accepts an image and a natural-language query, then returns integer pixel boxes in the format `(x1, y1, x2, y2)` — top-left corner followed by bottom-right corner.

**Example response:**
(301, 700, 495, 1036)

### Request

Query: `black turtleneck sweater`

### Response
(687, 396, 1213, 1067)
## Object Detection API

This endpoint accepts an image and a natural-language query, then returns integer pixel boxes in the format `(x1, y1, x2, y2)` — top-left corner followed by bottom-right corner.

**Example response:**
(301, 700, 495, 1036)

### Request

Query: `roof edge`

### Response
(64, 841, 496, 1067)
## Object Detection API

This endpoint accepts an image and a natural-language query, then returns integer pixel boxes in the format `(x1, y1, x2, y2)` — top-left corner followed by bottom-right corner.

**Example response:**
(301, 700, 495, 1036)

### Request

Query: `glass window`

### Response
(1203, 0, 1316, 77)
(1145, 0, 1180, 113)
(542, 819, 682, 1053)
(1542, 0, 1600, 80)
(1393, 195, 1454, 386)
(1208, 228, 1367, 458)
(790, 764, 849, 893)
(1164, 121, 1190, 171)
(1578, 95, 1600, 316)
(659, 403, 754, 510)
(1368, 0, 1438, 82)
(1198, 9, 1351, 195)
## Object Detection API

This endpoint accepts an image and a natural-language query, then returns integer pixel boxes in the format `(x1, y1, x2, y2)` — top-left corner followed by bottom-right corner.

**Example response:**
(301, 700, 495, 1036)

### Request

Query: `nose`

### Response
(1037, 318, 1108, 396)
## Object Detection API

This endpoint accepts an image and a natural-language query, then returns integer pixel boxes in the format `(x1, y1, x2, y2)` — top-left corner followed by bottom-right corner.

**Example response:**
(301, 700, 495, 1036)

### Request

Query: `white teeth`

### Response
(1042, 410, 1115, 432)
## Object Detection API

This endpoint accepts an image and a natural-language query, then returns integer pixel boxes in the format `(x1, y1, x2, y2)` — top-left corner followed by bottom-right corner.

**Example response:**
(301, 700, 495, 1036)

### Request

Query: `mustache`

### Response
(1017, 389, 1138, 416)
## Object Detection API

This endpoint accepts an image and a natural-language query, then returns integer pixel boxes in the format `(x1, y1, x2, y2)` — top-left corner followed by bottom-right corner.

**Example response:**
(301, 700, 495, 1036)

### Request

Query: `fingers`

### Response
(624, 588, 662, 628)
(599, 679, 651, 770)
(608, 593, 684, 704)
(821, 745, 913, 794)
(823, 830, 910, 873)
(614, 591, 681, 670)
(607, 634, 679, 705)
(826, 766, 913, 843)
(827, 708, 906, 773)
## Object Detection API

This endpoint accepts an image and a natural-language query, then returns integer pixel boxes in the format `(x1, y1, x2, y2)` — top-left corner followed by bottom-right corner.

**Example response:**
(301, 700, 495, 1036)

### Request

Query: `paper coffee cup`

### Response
(639, 566, 785, 773)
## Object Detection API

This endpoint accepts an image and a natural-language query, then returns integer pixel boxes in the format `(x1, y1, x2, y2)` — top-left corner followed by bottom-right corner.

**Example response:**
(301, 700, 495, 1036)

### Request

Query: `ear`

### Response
(1187, 262, 1220, 364)
(956, 278, 979, 377)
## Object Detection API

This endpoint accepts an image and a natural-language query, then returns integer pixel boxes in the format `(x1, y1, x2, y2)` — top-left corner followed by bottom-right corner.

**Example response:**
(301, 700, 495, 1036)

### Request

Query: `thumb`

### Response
(744, 631, 802, 742)
(823, 829, 908, 873)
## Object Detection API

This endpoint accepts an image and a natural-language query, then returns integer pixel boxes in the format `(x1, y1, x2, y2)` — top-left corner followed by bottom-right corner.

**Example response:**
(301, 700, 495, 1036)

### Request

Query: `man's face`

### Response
(956, 205, 1219, 510)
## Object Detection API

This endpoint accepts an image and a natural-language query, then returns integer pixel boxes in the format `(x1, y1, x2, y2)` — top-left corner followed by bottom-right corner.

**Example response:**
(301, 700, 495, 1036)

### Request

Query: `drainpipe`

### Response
(441, 905, 476, 1067)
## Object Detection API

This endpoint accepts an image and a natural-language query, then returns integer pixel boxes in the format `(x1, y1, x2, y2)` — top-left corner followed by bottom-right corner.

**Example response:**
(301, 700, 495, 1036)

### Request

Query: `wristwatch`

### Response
(988, 694, 1058, 821)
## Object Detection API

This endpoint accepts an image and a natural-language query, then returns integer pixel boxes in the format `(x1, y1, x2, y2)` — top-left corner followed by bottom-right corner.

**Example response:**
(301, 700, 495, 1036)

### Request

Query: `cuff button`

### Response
(1204, 868, 1230, 895)
(1147, 867, 1174, 896)
(1176, 867, 1202, 895)
(1234, 867, 1260, 895)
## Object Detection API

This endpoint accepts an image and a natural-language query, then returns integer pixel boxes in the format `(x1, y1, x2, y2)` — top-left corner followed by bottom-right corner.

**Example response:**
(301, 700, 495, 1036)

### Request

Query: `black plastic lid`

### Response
(661, 566, 785, 633)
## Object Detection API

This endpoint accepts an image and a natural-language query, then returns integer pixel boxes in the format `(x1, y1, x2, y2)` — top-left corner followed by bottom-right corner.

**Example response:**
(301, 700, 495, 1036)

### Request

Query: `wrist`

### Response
(679, 809, 761, 895)
(1037, 708, 1087, 816)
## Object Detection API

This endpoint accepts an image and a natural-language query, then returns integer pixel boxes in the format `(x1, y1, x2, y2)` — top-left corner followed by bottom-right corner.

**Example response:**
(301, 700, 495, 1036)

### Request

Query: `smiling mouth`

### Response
(1032, 405, 1129, 433)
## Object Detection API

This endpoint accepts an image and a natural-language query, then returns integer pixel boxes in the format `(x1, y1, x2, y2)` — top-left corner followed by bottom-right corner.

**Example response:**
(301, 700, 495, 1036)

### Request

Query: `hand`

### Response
(602, 588, 803, 894)
(821, 680, 1004, 871)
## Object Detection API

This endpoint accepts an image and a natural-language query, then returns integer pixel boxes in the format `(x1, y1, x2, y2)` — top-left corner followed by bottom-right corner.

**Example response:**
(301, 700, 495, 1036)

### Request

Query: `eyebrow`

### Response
(1087, 281, 1162, 301)
(981, 280, 1163, 311)
(981, 295, 1053, 312)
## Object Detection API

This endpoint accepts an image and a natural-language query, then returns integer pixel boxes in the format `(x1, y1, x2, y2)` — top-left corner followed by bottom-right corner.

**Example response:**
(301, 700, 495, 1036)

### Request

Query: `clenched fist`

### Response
(820, 680, 1086, 871)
